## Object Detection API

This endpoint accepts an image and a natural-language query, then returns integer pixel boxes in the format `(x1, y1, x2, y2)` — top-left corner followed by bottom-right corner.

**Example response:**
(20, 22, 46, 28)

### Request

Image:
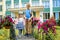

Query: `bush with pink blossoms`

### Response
(1, 16, 14, 27)
(37, 18, 56, 40)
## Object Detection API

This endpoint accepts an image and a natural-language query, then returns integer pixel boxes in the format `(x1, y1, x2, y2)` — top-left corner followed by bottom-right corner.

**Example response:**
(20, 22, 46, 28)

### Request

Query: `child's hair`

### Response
(19, 13, 24, 18)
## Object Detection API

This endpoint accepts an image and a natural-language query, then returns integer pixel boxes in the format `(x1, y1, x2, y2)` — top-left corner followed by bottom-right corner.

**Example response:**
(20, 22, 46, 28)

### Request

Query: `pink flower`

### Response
(1, 20, 5, 24)
(42, 26, 48, 33)
(38, 21, 42, 30)
(9, 18, 13, 22)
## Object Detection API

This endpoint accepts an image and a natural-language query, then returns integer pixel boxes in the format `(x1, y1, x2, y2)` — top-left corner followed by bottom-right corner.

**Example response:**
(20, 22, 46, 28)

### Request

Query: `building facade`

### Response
(43, 0, 60, 21)
(0, 0, 6, 18)
(0, 0, 2, 19)
(0, 0, 60, 21)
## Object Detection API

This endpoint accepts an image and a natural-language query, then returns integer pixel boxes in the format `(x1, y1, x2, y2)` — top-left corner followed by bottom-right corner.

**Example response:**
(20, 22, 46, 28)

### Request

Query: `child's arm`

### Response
(29, 12, 33, 21)
(23, 19, 25, 26)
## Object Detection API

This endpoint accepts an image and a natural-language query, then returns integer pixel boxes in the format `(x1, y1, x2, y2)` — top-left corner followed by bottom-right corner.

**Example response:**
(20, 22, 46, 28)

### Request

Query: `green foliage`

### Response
(33, 28, 39, 39)
(45, 33, 55, 40)
(57, 20, 60, 26)
(33, 32, 39, 39)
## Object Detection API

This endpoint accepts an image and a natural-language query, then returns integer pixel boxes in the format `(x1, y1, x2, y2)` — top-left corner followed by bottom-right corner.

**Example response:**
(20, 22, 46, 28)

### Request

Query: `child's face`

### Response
(19, 14, 23, 18)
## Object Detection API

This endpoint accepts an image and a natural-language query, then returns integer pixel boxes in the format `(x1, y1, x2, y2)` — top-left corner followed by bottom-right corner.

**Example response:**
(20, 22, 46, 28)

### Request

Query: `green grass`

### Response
(55, 26, 60, 40)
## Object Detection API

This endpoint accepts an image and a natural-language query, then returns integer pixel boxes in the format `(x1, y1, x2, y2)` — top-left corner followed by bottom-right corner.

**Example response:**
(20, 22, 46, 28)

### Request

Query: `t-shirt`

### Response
(18, 18, 24, 22)
(18, 18, 25, 25)
(25, 9, 31, 19)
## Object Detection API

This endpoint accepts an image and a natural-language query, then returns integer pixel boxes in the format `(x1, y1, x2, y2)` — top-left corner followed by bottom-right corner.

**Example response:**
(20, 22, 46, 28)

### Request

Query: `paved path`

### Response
(16, 36, 36, 40)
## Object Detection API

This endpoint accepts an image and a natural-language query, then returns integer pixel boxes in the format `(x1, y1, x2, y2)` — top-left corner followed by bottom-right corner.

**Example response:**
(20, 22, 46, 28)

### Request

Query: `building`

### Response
(0, 0, 2, 19)
(6, 0, 44, 23)
(0, 0, 6, 18)
(0, 0, 60, 21)
(43, 0, 60, 21)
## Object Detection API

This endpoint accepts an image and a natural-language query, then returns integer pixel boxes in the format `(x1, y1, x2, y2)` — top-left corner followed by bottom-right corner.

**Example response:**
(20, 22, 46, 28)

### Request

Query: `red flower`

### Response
(9, 18, 13, 22)
(1, 20, 5, 24)
(5, 16, 14, 23)
(38, 21, 42, 30)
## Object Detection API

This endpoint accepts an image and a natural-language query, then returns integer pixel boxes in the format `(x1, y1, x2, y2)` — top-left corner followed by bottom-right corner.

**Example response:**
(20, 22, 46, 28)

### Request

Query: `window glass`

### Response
(48, 13, 50, 19)
(6, 0, 11, 9)
(0, 0, 2, 2)
(0, 5, 2, 11)
(43, 13, 50, 19)
(53, 0, 60, 7)
(32, 1, 39, 6)
(22, 0, 29, 7)
(59, 12, 60, 19)
(14, 0, 19, 8)
(43, 1, 50, 8)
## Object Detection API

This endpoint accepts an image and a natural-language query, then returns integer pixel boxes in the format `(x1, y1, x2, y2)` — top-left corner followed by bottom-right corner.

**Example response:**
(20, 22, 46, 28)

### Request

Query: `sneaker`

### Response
(24, 33, 28, 36)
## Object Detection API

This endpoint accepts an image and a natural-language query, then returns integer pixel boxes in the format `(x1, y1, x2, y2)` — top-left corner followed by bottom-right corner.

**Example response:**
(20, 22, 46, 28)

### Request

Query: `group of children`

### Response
(13, 3, 56, 38)
(14, 3, 33, 38)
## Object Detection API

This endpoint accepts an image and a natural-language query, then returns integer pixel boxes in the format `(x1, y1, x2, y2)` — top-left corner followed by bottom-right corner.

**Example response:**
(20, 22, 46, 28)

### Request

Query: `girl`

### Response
(16, 12, 25, 38)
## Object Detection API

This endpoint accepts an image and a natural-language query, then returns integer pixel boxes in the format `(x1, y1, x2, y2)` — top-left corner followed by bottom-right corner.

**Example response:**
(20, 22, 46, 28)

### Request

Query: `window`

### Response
(59, 12, 60, 19)
(53, 0, 56, 7)
(53, 12, 59, 20)
(53, 0, 60, 7)
(43, 1, 50, 8)
(21, 0, 29, 3)
(6, 0, 11, 9)
(32, 0, 39, 6)
(22, 0, 29, 7)
(43, 13, 50, 19)
(48, 13, 50, 19)
(0, 5, 2, 11)
(6, 4, 11, 9)
(6, 11, 11, 16)
(43, 13, 47, 19)
(0, 0, 2, 2)
(6, 0, 11, 5)
(14, 0, 19, 8)
(22, 3, 26, 7)
(53, 13, 55, 19)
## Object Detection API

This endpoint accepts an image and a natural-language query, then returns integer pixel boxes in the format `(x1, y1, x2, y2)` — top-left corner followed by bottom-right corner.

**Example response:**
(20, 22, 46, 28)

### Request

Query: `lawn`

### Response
(0, 26, 60, 40)
(55, 26, 60, 40)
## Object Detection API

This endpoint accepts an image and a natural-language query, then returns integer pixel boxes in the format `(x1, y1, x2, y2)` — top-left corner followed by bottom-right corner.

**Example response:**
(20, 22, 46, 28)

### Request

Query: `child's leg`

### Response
(19, 29, 22, 36)
(28, 20, 32, 34)
(25, 20, 29, 35)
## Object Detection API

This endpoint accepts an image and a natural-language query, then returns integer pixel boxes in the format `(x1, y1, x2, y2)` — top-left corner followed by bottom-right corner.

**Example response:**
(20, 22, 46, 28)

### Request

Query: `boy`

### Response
(24, 3, 33, 36)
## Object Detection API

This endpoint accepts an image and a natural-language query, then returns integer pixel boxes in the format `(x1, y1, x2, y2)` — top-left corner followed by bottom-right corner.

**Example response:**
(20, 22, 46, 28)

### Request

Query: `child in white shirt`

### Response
(16, 13, 25, 38)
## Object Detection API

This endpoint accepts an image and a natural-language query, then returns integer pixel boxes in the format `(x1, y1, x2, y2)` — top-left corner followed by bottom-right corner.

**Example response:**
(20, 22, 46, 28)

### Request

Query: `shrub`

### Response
(57, 20, 60, 26)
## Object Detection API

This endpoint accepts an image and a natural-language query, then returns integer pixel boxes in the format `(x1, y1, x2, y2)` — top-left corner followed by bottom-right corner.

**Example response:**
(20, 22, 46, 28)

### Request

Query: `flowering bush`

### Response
(37, 17, 56, 40)
(57, 20, 60, 26)
(0, 23, 2, 29)
(2, 16, 14, 27)
(32, 17, 39, 26)
(0, 19, 3, 29)
(38, 18, 56, 33)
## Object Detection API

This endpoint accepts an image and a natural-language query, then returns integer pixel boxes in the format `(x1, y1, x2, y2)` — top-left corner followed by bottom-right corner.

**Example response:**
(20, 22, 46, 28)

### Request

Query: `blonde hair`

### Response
(26, 3, 30, 9)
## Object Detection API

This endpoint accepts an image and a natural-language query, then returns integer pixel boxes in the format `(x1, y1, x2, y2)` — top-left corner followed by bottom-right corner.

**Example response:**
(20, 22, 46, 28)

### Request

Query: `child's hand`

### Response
(28, 18, 31, 21)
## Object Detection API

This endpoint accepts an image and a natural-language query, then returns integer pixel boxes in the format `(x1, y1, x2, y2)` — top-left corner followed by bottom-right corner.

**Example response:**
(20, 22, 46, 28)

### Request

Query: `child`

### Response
(24, 3, 33, 37)
(16, 12, 25, 38)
